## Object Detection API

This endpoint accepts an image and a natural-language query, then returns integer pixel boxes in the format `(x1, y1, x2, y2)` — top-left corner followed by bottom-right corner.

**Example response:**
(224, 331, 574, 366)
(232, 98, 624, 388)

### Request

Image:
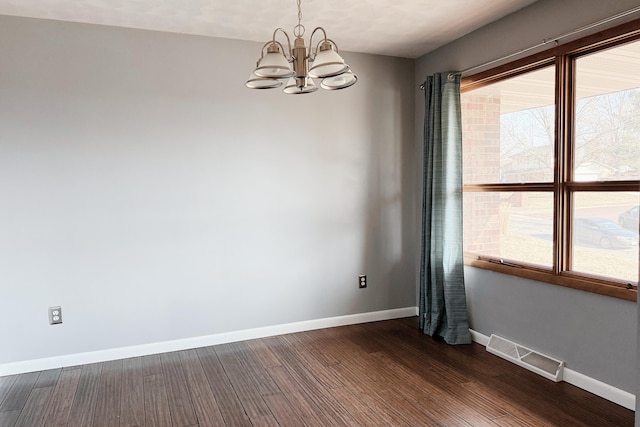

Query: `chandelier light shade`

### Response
(245, 73, 284, 89)
(245, 0, 357, 95)
(308, 42, 349, 78)
(320, 70, 358, 90)
(254, 44, 294, 78)
(283, 77, 318, 94)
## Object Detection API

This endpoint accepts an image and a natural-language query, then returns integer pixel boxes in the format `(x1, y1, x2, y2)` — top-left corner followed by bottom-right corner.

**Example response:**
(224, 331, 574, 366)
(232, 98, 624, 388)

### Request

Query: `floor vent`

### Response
(486, 334, 564, 382)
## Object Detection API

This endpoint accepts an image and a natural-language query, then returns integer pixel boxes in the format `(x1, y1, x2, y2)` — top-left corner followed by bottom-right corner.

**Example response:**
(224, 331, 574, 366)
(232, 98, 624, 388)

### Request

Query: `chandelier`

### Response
(245, 0, 357, 94)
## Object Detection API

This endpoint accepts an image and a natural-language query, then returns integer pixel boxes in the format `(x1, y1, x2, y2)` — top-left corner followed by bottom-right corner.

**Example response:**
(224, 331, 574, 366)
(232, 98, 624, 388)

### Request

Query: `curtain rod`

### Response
(419, 5, 640, 90)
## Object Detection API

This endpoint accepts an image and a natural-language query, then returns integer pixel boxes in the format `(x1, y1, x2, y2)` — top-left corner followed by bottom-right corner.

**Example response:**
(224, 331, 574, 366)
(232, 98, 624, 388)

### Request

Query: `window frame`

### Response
(461, 18, 640, 302)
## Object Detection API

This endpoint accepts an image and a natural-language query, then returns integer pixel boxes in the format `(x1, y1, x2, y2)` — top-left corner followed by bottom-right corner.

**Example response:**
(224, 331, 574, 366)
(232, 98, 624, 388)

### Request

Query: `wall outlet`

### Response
(359, 275, 367, 288)
(48, 306, 63, 325)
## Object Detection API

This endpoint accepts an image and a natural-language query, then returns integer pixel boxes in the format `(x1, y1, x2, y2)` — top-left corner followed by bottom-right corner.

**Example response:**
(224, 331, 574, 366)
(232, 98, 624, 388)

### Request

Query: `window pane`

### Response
(464, 192, 553, 267)
(574, 40, 640, 182)
(572, 192, 639, 283)
(462, 66, 555, 184)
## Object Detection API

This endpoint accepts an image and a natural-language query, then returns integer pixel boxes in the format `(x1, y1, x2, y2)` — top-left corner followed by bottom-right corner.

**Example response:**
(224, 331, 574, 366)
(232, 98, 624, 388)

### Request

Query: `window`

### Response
(461, 24, 640, 300)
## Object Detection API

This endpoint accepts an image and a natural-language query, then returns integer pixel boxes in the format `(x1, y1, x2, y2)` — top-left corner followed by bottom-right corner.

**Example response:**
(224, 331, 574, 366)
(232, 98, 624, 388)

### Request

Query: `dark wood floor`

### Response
(0, 317, 634, 426)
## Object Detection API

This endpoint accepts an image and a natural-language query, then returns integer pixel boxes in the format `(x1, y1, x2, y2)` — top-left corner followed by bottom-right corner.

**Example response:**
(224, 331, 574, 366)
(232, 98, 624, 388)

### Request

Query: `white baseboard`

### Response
(469, 329, 636, 411)
(6, 312, 632, 411)
(470, 329, 490, 346)
(0, 307, 417, 377)
(562, 368, 635, 411)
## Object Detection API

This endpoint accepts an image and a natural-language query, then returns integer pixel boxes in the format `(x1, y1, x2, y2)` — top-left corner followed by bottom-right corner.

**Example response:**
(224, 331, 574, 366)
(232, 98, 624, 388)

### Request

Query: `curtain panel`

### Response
(419, 72, 471, 345)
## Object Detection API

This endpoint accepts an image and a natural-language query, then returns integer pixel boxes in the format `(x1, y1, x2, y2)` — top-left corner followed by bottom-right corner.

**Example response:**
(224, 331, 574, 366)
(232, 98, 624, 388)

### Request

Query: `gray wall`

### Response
(0, 15, 416, 364)
(415, 0, 639, 395)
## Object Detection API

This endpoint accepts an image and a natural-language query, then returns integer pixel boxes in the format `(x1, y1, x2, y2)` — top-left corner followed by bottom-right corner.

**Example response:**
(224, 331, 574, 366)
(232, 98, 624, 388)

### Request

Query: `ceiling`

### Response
(0, 0, 539, 58)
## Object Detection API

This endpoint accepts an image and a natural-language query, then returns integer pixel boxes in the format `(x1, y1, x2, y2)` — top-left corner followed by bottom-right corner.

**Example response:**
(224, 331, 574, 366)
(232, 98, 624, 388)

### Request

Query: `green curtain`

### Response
(419, 72, 472, 345)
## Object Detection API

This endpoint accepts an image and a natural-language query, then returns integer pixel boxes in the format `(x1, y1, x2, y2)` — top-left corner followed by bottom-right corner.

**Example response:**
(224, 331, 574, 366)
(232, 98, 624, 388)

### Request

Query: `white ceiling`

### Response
(0, 0, 539, 58)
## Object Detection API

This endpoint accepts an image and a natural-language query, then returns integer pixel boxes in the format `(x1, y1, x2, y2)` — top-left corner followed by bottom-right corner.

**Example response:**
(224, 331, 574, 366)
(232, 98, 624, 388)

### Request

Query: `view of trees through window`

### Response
(462, 38, 639, 287)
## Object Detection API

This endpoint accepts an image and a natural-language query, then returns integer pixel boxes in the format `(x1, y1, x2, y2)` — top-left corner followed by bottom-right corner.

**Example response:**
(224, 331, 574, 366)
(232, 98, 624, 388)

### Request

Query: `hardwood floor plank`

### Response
(324, 363, 413, 426)
(376, 389, 445, 427)
(385, 325, 608, 425)
(246, 339, 282, 369)
(296, 331, 341, 366)
(356, 354, 477, 427)
(142, 354, 163, 377)
(368, 320, 513, 380)
(43, 368, 82, 427)
(332, 350, 473, 427)
(405, 400, 475, 427)
(492, 414, 535, 427)
(196, 346, 252, 427)
(316, 326, 515, 427)
(366, 328, 541, 426)
(228, 341, 281, 396)
(214, 343, 272, 420)
(264, 336, 360, 426)
(262, 392, 306, 427)
(462, 381, 557, 427)
(280, 334, 344, 389)
(34, 370, 61, 389)
(325, 336, 468, 424)
(178, 349, 226, 427)
(481, 373, 596, 427)
(249, 414, 280, 427)
(326, 354, 380, 395)
(329, 386, 392, 427)
(120, 357, 145, 427)
(0, 375, 17, 409)
(0, 409, 21, 427)
(316, 330, 488, 426)
(359, 328, 510, 422)
(160, 352, 197, 426)
(342, 386, 416, 426)
(66, 363, 103, 427)
(92, 360, 123, 427)
(266, 365, 332, 427)
(143, 374, 172, 427)
(0, 372, 39, 412)
(14, 386, 53, 427)
(361, 323, 471, 385)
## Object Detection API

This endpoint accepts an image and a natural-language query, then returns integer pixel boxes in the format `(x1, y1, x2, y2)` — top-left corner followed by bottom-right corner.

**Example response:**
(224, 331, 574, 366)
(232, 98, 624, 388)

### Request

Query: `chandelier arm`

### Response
(311, 37, 341, 63)
(324, 38, 340, 52)
(258, 40, 288, 61)
(259, 40, 273, 57)
(308, 27, 329, 59)
(309, 26, 328, 42)
(271, 28, 293, 57)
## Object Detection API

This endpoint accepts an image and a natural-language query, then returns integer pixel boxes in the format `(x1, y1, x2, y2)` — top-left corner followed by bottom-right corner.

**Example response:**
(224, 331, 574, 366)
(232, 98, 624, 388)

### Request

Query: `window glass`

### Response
(463, 192, 554, 267)
(462, 66, 555, 184)
(461, 31, 640, 296)
(574, 41, 640, 182)
(571, 192, 639, 282)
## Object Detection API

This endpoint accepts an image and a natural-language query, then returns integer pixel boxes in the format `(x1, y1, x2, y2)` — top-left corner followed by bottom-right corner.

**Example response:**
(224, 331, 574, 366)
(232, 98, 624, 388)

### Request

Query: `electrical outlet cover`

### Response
(359, 275, 367, 288)
(49, 306, 63, 325)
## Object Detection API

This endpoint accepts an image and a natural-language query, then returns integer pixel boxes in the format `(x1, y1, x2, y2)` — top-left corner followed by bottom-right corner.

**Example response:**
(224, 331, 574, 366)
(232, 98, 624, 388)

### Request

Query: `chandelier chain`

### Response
(293, 0, 305, 38)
